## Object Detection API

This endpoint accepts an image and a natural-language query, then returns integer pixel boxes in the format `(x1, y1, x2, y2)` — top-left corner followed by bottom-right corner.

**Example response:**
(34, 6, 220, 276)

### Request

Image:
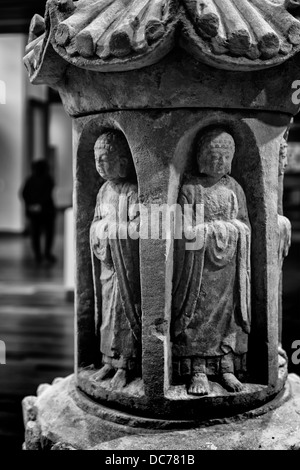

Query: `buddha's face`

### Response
(94, 147, 127, 181)
(197, 134, 235, 178)
(279, 141, 288, 176)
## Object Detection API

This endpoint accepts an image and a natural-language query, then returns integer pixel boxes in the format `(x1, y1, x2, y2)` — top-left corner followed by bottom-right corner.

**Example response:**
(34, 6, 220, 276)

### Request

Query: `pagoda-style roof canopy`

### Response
(24, 0, 300, 84)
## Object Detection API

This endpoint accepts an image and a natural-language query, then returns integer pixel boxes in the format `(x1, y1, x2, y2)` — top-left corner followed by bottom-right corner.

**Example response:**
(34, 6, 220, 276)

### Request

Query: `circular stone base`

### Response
(22, 373, 300, 450)
(77, 360, 288, 420)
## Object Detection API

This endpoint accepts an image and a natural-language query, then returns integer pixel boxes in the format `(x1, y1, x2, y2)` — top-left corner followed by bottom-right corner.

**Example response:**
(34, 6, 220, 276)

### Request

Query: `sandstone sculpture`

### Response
(172, 128, 251, 396)
(278, 136, 292, 366)
(24, 0, 300, 76)
(22, 0, 300, 450)
(90, 131, 141, 389)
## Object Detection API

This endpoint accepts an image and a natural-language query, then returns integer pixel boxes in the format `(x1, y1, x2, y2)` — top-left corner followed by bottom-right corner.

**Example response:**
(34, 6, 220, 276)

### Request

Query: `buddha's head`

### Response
(279, 139, 288, 176)
(196, 128, 235, 178)
(94, 131, 132, 181)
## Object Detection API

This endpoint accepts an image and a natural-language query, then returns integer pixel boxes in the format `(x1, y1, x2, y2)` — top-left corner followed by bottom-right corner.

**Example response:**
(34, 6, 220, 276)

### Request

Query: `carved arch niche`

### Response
(73, 117, 140, 379)
(171, 112, 291, 396)
(72, 109, 290, 420)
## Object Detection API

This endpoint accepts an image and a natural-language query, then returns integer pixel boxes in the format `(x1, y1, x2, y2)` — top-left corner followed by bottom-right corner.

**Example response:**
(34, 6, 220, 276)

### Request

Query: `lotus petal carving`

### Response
(182, 0, 300, 65)
(24, 0, 300, 78)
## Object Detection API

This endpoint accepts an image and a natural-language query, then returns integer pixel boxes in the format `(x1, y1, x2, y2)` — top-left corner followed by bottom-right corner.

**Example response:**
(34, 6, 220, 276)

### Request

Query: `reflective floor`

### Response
(0, 218, 73, 450)
(0, 223, 299, 450)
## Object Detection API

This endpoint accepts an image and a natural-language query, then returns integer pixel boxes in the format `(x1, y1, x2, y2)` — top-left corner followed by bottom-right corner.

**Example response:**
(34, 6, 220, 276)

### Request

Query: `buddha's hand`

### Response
(184, 224, 206, 251)
(91, 220, 112, 264)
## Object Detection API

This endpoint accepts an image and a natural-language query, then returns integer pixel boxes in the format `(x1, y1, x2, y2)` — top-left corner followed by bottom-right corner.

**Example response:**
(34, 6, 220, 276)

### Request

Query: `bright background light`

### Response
(0, 80, 6, 104)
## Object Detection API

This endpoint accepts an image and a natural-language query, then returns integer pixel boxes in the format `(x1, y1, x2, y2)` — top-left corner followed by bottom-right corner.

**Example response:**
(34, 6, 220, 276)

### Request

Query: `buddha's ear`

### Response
(119, 157, 128, 178)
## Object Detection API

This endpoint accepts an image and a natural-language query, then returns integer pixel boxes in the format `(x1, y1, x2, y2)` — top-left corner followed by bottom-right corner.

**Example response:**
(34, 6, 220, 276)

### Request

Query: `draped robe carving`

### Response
(91, 181, 141, 370)
(172, 174, 251, 378)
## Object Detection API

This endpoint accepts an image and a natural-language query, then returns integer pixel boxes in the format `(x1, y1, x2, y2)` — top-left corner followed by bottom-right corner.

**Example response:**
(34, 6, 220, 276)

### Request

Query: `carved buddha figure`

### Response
(172, 128, 251, 396)
(278, 138, 291, 272)
(278, 138, 291, 265)
(90, 131, 141, 389)
(278, 138, 292, 366)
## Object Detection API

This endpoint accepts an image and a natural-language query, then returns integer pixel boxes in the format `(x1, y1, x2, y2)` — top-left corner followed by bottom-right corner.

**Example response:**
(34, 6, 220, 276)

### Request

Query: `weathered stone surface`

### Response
(52, 377, 64, 386)
(51, 442, 76, 450)
(95, 374, 300, 451)
(172, 128, 251, 396)
(53, 51, 300, 117)
(23, 0, 300, 447)
(183, 0, 300, 63)
(24, 0, 300, 80)
(90, 131, 141, 389)
(22, 374, 300, 450)
(278, 135, 292, 345)
(24, 420, 42, 451)
(37, 383, 51, 396)
(71, 109, 289, 417)
(27, 14, 45, 45)
(22, 396, 38, 425)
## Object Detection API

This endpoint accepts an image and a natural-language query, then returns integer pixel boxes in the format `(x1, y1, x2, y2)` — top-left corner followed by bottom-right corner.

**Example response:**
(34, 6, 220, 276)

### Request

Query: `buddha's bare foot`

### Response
(221, 373, 243, 393)
(188, 373, 210, 396)
(92, 364, 114, 382)
(110, 369, 128, 390)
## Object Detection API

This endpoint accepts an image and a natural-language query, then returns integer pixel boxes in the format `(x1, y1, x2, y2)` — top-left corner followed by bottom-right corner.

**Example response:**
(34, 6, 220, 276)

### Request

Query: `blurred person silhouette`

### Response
(22, 160, 56, 265)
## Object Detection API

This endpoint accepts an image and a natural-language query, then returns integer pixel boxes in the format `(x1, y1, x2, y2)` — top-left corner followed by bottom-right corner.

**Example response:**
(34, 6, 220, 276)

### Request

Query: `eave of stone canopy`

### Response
(24, 0, 300, 85)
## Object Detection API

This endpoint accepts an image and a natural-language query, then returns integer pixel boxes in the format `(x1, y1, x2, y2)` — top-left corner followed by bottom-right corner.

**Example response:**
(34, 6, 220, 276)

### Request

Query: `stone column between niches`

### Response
(234, 115, 290, 387)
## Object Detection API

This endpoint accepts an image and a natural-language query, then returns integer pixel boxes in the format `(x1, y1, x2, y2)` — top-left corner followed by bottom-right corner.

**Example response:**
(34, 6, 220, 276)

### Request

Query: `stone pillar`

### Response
(22, 0, 300, 450)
